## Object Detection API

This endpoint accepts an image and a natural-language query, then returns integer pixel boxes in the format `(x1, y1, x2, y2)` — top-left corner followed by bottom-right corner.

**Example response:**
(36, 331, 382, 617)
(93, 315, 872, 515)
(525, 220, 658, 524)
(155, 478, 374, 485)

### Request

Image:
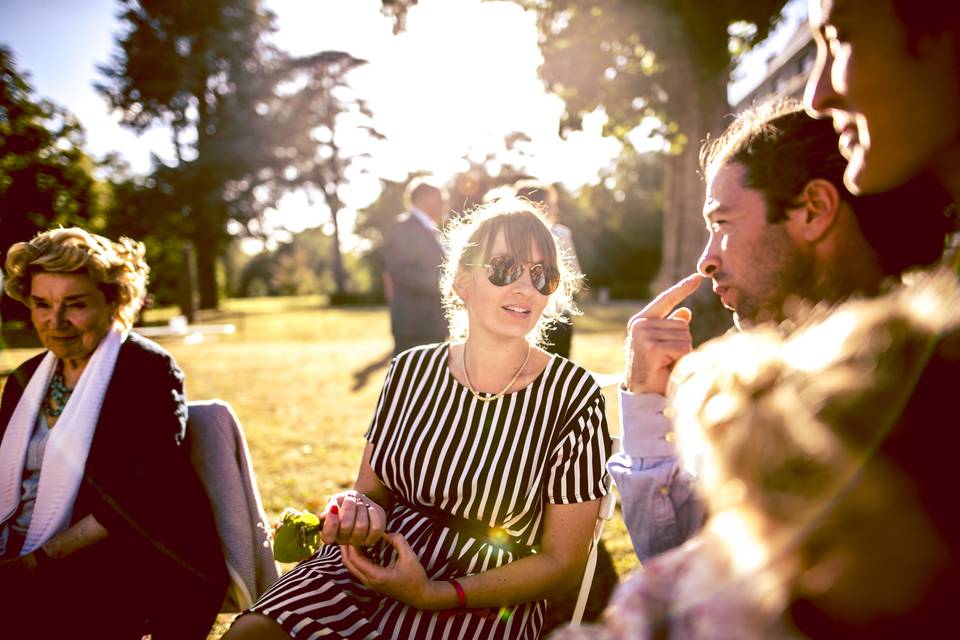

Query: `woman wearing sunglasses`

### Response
(226, 197, 612, 640)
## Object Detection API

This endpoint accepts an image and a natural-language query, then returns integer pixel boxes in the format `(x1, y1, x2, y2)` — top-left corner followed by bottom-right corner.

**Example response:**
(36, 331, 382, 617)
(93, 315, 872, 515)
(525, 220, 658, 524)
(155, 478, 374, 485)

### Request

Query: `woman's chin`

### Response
(500, 321, 536, 338)
(44, 344, 87, 362)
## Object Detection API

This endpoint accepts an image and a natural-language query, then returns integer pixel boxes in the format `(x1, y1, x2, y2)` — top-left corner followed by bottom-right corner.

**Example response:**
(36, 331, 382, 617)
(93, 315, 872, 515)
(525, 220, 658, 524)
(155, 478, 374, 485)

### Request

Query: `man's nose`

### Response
(804, 46, 837, 117)
(697, 242, 719, 278)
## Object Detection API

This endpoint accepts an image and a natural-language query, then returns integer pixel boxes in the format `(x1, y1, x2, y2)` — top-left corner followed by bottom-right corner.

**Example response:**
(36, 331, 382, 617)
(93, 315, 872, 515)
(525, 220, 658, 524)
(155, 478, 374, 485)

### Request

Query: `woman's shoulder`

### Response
(123, 331, 176, 360)
(118, 331, 183, 379)
(11, 350, 47, 377)
(543, 353, 603, 395)
(2, 351, 47, 397)
(393, 342, 448, 368)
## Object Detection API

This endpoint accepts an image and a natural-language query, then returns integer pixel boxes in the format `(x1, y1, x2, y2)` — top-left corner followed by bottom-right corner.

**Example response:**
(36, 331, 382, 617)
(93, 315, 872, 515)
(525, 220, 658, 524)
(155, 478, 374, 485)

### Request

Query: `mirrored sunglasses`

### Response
(481, 254, 560, 296)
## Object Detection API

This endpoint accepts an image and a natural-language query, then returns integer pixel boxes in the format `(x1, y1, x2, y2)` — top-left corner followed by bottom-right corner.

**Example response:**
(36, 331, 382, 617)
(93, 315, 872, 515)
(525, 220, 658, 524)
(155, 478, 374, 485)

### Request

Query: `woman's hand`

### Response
(340, 532, 441, 609)
(321, 490, 386, 547)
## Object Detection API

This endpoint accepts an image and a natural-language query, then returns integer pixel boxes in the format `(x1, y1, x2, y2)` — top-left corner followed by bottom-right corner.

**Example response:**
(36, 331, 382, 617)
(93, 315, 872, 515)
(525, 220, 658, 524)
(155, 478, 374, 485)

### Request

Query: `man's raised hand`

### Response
(624, 274, 702, 396)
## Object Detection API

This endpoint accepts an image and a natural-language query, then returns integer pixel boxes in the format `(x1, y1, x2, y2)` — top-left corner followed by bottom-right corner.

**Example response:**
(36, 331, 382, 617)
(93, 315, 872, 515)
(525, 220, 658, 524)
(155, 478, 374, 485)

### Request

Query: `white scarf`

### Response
(0, 327, 124, 554)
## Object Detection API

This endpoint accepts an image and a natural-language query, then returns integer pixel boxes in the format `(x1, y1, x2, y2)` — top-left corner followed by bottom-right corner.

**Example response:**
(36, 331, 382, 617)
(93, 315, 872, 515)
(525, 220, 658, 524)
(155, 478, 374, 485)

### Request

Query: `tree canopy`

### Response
(523, 1, 787, 140)
(97, 0, 373, 310)
(0, 47, 99, 322)
(376, 0, 789, 340)
(524, 0, 789, 341)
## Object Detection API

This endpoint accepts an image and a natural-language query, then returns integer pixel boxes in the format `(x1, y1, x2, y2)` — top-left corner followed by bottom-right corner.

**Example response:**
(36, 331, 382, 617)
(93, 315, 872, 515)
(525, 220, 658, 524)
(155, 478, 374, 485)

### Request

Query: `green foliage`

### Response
(0, 47, 100, 322)
(90, 157, 185, 308)
(566, 150, 665, 299)
(272, 507, 323, 563)
(96, 0, 281, 309)
(522, 0, 788, 140)
(97, 0, 373, 309)
(271, 243, 327, 296)
(274, 51, 382, 297)
(232, 224, 387, 302)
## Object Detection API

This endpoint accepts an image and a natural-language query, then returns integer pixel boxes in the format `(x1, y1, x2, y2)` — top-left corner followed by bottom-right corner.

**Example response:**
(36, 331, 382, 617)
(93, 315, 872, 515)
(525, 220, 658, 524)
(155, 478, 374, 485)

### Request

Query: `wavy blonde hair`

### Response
(440, 196, 582, 347)
(5, 227, 150, 331)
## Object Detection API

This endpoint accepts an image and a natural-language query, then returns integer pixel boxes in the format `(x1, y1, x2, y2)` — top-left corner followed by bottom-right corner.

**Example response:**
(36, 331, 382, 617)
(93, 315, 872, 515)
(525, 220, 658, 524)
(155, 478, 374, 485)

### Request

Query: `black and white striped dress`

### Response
(251, 343, 611, 640)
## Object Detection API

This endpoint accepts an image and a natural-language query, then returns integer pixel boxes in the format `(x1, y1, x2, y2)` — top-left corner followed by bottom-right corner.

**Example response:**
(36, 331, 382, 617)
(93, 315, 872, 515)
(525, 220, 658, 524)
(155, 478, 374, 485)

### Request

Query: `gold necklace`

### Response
(462, 343, 532, 403)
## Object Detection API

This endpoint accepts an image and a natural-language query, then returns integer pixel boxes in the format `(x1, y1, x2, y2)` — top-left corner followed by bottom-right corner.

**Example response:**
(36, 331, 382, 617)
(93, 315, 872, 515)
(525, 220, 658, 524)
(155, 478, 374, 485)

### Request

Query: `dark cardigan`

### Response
(0, 332, 228, 638)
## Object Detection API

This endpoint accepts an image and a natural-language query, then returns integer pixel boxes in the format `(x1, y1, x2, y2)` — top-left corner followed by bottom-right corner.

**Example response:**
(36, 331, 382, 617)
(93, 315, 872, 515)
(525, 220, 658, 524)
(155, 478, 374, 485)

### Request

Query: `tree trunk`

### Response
(190, 202, 222, 311)
(324, 190, 348, 297)
(178, 240, 198, 322)
(195, 239, 220, 310)
(655, 49, 734, 345)
(330, 213, 347, 297)
(191, 63, 220, 312)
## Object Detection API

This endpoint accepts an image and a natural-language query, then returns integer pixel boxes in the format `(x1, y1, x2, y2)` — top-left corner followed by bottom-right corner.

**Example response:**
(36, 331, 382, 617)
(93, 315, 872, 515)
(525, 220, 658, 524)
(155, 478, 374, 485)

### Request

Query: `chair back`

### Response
(570, 434, 621, 625)
(185, 400, 279, 612)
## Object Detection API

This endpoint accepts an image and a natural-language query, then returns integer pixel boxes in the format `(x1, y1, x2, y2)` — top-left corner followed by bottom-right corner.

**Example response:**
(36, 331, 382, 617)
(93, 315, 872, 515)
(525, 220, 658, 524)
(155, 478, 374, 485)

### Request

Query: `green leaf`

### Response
(272, 507, 323, 563)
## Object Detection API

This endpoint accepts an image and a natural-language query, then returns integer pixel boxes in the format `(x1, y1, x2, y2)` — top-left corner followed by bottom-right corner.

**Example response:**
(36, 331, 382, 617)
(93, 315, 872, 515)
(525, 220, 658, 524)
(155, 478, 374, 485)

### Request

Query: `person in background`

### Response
(514, 178, 583, 359)
(0, 227, 227, 639)
(383, 175, 450, 355)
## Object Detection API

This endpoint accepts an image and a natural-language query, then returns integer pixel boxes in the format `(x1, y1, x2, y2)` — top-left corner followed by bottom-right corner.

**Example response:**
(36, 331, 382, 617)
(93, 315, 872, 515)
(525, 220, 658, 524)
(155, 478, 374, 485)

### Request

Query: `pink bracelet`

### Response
(446, 578, 466, 610)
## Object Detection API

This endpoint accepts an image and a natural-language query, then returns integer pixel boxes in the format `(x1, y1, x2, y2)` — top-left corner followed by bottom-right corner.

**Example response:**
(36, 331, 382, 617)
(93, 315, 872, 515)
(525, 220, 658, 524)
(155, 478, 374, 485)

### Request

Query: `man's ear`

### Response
(794, 178, 840, 243)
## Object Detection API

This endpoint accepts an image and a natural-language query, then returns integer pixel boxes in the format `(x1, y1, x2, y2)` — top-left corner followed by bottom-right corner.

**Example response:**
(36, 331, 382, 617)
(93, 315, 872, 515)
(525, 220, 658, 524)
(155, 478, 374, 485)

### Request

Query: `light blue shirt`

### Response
(606, 388, 706, 561)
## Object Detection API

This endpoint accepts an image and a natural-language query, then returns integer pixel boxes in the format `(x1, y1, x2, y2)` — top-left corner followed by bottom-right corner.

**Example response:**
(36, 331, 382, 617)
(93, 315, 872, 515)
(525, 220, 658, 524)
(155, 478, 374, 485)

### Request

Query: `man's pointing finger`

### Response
(638, 273, 703, 319)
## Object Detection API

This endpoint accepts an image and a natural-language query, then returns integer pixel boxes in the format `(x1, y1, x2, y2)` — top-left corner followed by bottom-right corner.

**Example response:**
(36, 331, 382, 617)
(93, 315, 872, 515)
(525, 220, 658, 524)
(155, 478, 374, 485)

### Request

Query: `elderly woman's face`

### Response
(29, 272, 116, 363)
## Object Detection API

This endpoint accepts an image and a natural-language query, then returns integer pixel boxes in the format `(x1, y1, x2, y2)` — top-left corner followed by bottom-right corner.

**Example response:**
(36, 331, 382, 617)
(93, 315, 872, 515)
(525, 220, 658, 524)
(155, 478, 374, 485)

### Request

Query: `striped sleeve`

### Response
(364, 355, 401, 443)
(546, 388, 612, 504)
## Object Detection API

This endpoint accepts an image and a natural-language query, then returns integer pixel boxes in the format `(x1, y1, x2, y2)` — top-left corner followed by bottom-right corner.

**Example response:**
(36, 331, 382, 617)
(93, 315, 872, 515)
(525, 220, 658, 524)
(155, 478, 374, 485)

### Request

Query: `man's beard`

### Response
(729, 246, 817, 329)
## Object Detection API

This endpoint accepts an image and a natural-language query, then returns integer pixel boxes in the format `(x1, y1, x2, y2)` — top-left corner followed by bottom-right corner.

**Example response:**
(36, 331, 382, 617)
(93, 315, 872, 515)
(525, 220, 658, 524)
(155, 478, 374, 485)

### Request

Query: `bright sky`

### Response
(0, 0, 805, 249)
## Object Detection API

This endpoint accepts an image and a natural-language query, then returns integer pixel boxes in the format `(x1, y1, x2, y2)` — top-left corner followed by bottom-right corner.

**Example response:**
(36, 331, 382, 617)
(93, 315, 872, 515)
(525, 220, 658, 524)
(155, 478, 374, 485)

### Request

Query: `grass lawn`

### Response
(0, 297, 644, 637)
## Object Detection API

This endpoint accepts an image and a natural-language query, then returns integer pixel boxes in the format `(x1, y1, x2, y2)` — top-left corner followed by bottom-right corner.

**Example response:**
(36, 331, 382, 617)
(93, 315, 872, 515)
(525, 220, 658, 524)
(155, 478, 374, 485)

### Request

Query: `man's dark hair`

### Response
(700, 99, 955, 276)
(892, 0, 960, 40)
(700, 99, 847, 223)
(403, 175, 443, 209)
(890, 0, 960, 64)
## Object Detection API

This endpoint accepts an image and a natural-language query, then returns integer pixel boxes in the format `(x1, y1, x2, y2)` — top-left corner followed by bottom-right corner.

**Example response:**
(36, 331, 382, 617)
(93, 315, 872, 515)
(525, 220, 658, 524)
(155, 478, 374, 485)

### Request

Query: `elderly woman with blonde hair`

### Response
(0, 228, 227, 639)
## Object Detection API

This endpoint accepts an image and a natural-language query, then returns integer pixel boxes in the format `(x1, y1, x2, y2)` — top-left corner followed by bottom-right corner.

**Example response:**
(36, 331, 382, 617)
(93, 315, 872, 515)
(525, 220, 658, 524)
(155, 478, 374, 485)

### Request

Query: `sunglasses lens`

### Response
(530, 264, 560, 296)
(485, 256, 559, 294)
(486, 255, 521, 286)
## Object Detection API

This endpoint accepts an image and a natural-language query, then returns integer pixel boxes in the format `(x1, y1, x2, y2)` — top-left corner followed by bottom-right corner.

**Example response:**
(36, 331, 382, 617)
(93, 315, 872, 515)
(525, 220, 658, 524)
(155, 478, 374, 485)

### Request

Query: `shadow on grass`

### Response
(351, 350, 393, 392)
